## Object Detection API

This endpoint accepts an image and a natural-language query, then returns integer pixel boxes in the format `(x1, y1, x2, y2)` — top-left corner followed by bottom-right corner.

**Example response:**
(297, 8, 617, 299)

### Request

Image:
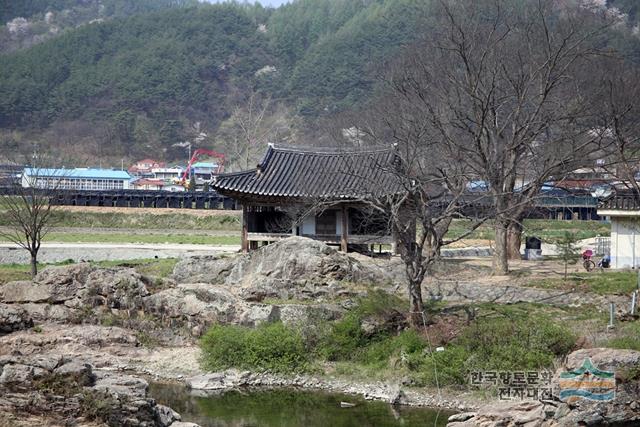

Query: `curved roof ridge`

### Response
(270, 143, 395, 155)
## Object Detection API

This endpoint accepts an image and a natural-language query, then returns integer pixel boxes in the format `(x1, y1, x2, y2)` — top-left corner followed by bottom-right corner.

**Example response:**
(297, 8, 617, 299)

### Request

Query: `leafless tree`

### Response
(342, 80, 489, 328)
(217, 91, 296, 171)
(375, 0, 614, 274)
(0, 158, 64, 277)
(586, 59, 640, 194)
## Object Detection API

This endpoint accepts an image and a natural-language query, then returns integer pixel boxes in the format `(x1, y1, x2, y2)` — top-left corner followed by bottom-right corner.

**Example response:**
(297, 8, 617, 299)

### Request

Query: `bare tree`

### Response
(377, 0, 614, 274)
(0, 160, 63, 277)
(587, 59, 640, 194)
(217, 91, 296, 171)
(343, 77, 488, 328)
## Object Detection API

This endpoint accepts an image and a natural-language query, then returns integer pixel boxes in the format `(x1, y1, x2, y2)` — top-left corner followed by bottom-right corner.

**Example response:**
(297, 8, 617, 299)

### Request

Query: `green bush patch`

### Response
(200, 322, 309, 374)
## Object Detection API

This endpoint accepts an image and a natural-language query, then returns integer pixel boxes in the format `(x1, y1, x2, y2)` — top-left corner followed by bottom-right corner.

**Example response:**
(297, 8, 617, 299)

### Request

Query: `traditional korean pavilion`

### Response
(212, 144, 402, 252)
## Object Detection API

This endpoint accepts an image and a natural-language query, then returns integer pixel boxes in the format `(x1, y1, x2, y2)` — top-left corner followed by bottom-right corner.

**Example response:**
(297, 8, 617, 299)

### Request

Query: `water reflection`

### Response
(149, 382, 453, 427)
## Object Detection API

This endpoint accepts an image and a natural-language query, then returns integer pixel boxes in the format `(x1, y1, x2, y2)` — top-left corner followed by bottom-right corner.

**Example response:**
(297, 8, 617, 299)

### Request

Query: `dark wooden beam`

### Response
(341, 205, 348, 252)
(241, 204, 249, 253)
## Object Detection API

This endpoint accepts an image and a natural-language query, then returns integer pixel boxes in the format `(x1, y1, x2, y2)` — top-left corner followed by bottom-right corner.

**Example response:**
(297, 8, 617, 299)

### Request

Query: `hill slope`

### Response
(0, 0, 426, 164)
(0, 0, 197, 53)
(0, 0, 637, 166)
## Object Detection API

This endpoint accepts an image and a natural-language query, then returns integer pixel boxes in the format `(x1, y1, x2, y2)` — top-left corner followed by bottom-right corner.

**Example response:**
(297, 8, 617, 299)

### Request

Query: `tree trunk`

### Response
(408, 278, 426, 328)
(493, 221, 509, 275)
(30, 252, 38, 277)
(507, 221, 523, 260)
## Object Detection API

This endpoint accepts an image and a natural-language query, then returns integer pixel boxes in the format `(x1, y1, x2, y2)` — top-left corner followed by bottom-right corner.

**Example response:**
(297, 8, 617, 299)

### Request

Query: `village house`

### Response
(131, 178, 165, 191)
(128, 159, 165, 176)
(598, 191, 640, 269)
(212, 144, 402, 252)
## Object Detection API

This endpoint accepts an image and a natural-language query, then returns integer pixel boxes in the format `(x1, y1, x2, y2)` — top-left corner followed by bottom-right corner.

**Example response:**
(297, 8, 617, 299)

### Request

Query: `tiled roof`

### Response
(599, 190, 640, 211)
(212, 144, 401, 200)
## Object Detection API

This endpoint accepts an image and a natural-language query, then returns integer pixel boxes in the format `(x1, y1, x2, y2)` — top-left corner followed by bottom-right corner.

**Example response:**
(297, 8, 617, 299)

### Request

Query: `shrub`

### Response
(414, 345, 470, 386)
(318, 313, 366, 361)
(456, 317, 575, 371)
(356, 329, 426, 366)
(200, 322, 309, 374)
(245, 322, 308, 373)
(318, 290, 409, 361)
(353, 290, 406, 317)
(408, 317, 576, 386)
(605, 322, 640, 351)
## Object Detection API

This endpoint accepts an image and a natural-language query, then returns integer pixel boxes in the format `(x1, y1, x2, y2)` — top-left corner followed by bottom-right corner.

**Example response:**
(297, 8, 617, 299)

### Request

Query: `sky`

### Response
(202, 0, 290, 7)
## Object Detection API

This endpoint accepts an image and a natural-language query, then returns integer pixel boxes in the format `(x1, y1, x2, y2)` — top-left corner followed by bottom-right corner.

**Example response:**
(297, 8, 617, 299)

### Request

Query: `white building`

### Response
(22, 168, 132, 191)
(152, 167, 183, 182)
(598, 193, 640, 269)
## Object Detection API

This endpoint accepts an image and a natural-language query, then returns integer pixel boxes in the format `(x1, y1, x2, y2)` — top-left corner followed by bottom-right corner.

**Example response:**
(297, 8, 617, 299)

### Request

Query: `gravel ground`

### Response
(0, 243, 239, 263)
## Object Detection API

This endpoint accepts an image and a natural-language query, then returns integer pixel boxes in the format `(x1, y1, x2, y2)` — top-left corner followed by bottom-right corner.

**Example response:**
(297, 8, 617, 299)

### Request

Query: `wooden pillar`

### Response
(241, 205, 249, 253)
(341, 205, 348, 252)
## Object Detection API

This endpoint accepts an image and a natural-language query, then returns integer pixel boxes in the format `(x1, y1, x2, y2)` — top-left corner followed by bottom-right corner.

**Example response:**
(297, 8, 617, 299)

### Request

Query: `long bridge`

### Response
(0, 187, 237, 210)
(0, 185, 600, 219)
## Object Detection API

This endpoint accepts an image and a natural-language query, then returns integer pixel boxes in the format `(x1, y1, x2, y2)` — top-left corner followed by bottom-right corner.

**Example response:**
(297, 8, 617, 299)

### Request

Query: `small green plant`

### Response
(32, 325, 43, 333)
(555, 231, 581, 282)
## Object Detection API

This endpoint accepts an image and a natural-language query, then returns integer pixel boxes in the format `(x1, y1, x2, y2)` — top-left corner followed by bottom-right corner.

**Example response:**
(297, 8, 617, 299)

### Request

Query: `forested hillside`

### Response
(0, 0, 427, 164)
(0, 0, 197, 53)
(0, 0, 637, 165)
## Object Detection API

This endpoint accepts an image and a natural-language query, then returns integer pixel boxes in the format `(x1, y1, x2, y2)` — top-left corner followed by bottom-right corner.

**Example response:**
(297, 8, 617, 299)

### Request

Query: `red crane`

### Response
(178, 149, 225, 188)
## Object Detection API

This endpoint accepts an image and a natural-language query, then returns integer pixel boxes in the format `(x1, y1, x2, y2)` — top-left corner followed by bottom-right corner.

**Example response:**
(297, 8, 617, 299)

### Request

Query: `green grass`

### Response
(446, 219, 610, 242)
(0, 209, 241, 231)
(525, 271, 638, 295)
(0, 258, 179, 284)
(0, 263, 31, 284)
(198, 294, 577, 389)
(605, 322, 640, 351)
(0, 232, 240, 245)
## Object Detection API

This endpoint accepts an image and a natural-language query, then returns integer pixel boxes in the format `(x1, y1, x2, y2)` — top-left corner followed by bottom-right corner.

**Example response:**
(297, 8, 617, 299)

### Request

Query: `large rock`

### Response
(35, 263, 92, 303)
(172, 237, 395, 289)
(93, 371, 149, 399)
(449, 348, 640, 427)
(171, 255, 236, 284)
(186, 370, 251, 390)
(1, 263, 150, 311)
(0, 303, 33, 334)
(156, 405, 181, 426)
(0, 354, 194, 427)
(0, 281, 51, 303)
(0, 324, 138, 356)
(565, 347, 640, 373)
(0, 363, 48, 390)
(12, 302, 72, 323)
(447, 401, 549, 427)
(53, 360, 95, 386)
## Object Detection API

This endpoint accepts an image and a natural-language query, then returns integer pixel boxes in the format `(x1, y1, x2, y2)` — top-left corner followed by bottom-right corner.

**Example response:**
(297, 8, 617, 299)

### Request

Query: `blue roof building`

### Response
(22, 167, 132, 190)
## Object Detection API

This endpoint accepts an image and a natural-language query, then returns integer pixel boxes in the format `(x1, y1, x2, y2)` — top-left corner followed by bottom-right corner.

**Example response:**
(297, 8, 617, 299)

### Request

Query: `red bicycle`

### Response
(582, 250, 595, 272)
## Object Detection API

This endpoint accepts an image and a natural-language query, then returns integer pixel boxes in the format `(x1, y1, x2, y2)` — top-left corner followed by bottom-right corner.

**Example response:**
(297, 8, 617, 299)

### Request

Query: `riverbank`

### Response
(1, 236, 639, 426)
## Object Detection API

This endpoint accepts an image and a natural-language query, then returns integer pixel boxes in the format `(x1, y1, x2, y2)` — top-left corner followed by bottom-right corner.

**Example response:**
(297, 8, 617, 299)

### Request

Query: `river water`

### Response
(149, 382, 454, 427)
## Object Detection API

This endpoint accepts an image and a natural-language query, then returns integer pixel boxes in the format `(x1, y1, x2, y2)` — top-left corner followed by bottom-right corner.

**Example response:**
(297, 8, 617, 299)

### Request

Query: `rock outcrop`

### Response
(448, 348, 640, 427)
(0, 239, 390, 339)
(0, 303, 33, 335)
(172, 237, 396, 292)
(0, 354, 196, 427)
